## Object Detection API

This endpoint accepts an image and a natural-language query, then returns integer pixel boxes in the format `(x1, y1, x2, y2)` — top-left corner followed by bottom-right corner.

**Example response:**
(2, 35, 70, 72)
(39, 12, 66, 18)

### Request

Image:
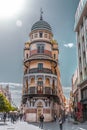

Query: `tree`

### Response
(0, 93, 12, 112)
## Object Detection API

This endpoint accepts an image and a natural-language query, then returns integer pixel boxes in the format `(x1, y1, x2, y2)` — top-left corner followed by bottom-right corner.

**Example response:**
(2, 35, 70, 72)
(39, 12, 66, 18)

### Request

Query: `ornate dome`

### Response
(31, 19, 52, 32)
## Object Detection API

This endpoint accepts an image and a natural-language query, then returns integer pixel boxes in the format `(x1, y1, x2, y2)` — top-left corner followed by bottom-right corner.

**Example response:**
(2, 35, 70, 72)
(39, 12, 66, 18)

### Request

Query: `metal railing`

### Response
(29, 68, 52, 74)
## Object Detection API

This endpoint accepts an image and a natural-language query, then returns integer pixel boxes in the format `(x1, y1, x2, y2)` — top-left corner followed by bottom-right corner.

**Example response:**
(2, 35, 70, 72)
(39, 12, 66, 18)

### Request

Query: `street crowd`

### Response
(0, 112, 76, 130)
(0, 111, 25, 124)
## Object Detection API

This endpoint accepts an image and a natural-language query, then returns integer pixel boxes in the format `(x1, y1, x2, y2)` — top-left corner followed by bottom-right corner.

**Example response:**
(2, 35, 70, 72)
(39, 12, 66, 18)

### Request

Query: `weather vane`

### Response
(40, 8, 43, 20)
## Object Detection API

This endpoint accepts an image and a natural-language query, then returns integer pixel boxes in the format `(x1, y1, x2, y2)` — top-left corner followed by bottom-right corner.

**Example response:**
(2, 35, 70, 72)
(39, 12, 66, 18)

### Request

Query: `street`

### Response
(0, 119, 87, 130)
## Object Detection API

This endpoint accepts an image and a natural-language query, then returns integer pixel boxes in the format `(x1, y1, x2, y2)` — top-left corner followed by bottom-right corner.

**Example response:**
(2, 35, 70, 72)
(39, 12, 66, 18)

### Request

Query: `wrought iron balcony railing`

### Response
(29, 68, 53, 74)
(30, 50, 52, 57)
(27, 86, 57, 96)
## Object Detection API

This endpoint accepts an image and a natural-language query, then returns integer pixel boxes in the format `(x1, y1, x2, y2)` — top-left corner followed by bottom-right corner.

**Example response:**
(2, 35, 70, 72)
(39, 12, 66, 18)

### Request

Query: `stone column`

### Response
(35, 75, 37, 94)
(43, 75, 45, 94)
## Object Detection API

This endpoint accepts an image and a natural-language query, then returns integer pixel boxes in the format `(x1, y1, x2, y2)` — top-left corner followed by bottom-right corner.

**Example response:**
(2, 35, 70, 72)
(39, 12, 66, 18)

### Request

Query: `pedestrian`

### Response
(11, 112, 15, 123)
(58, 115, 63, 130)
(39, 114, 44, 129)
(23, 113, 26, 121)
(19, 112, 23, 121)
(3, 112, 7, 123)
(54, 114, 57, 122)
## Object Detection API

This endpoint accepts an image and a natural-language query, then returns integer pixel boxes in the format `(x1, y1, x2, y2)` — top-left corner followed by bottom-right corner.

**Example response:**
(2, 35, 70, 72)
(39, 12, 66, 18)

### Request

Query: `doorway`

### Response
(37, 101, 43, 122)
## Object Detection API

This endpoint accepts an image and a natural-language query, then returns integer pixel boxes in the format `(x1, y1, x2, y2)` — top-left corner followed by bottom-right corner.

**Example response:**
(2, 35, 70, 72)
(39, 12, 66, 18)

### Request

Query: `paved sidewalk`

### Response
(0, 119, 87, 130)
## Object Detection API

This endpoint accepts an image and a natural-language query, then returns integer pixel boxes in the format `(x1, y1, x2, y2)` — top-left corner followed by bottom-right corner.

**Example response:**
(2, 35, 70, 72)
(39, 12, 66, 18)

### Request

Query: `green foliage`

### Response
(0, 93, 12, 112)
(11, 106, 18, 111)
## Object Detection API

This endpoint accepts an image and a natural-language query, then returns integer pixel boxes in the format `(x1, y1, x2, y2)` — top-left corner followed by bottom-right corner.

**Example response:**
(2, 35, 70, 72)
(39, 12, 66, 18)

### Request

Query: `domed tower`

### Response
(22, 11, 60, 122)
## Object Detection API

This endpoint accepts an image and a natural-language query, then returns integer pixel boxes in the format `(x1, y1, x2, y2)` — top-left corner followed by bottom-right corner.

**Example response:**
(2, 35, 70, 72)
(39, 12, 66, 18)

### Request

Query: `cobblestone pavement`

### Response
(0, 119, 87, 130)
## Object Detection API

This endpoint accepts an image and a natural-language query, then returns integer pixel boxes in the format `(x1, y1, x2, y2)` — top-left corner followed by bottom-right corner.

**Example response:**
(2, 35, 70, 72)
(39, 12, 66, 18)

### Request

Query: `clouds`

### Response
(64, 43, 74, 48)
(0, 82, 22, 87)
(59, 41, 75, 48)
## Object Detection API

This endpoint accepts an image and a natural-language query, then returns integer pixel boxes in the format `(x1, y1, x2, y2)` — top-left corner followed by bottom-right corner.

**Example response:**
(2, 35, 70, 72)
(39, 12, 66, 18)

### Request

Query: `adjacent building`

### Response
(74, 0, 87, 121)
(0, 85, 11, 103)
(22, 12, 64, 122)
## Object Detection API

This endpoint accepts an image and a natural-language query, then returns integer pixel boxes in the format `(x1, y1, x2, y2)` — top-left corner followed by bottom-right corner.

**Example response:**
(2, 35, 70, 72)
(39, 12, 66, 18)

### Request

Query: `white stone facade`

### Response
(75, 0, 87, 83)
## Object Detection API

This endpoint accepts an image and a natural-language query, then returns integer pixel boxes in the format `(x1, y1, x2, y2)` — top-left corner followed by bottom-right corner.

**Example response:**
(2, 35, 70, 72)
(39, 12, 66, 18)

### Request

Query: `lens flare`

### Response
(0, 0, 24, 19)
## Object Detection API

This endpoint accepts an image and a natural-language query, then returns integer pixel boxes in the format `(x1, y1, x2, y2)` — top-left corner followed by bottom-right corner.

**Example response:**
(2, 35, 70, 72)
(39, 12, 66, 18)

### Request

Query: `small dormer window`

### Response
(39, 32, 43, 38)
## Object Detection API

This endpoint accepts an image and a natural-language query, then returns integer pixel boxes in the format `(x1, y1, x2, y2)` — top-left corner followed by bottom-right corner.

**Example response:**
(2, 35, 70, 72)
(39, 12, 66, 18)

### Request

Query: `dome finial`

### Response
(40, 8, 43, 20)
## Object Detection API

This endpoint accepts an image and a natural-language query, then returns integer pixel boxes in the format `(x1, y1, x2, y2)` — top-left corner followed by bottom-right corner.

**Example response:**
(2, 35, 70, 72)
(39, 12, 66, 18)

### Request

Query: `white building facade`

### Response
(74, 0, 87, 121)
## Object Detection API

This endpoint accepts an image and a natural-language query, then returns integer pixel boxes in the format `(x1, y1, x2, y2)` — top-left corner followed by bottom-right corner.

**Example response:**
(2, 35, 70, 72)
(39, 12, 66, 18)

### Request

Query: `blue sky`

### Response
(0, 0, 79, 88)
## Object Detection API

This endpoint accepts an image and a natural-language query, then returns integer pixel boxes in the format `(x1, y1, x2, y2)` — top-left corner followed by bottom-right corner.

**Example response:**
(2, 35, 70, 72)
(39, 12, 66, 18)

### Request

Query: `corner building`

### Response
(22, 14, 61, 122)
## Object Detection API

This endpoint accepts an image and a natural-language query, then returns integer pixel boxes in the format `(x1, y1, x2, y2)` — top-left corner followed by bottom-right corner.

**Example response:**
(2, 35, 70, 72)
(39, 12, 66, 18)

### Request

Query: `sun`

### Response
(0, 0, 24, 19)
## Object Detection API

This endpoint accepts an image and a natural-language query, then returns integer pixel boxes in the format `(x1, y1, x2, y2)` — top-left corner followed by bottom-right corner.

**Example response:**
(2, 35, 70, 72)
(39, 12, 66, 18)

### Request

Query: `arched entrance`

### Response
(37, 101, 43, 122)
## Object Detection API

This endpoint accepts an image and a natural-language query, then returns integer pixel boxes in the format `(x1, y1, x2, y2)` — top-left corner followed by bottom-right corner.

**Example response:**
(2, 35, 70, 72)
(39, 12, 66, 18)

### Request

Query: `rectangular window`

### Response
(37, 46, 40, 53)
(38, 63, 43, 71)
(37, 44, 44, 53)
(41, 46, 44, 53)
(39, 32, 43, 38)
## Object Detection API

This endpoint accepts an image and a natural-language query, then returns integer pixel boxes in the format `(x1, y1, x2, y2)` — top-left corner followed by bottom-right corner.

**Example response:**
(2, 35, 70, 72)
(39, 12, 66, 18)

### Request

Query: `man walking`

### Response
(39, 114, 44, 129)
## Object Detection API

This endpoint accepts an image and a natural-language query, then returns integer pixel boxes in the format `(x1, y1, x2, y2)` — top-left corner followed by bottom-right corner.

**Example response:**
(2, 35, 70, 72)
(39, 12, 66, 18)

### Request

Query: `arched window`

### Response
(37, 78, 43, 94)
(52, 79, 55, 88)
(30, 78, 35, 84)
(45, 78, 50, 86)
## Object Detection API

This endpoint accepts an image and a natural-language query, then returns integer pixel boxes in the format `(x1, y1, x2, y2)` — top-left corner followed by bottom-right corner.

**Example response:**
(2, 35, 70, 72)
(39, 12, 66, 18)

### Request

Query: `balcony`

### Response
(45, 87, 51, 94)
(30, 49, 52, 57)
(22, 87, 60, 104)
(24, 86, 57, 96)
(29, 68, 53, 74)
(24, 56, 57, 68)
